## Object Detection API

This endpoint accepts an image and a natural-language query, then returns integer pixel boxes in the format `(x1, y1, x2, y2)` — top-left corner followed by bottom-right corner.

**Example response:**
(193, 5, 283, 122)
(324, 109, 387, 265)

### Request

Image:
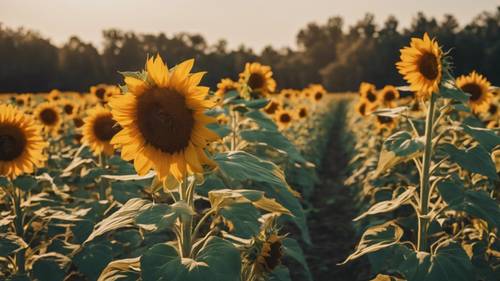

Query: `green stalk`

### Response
(13, 189, 25, 273)
(417, 92, 437, 252)
(98, 153, 107, 200)
(180, 173, 193, 258)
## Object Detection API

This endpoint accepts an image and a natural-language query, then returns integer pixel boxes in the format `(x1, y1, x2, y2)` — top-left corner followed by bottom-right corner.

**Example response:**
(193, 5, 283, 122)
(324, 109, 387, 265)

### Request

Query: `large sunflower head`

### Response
(396, 33, 442, 99)
(456, 71, 492, 113)
(215, 78, 240, 100)
(307, 84, 327, 102)
(359, 82, 378, 104)
(0, 105, 47, 178)
(82, 107, 121, 156)
(274, 108, 293, 130)
(109, 55, 219, 181)
(378, 85, 400, 108)
(239, 62, 276, 98)
(34, 102, 62, 135)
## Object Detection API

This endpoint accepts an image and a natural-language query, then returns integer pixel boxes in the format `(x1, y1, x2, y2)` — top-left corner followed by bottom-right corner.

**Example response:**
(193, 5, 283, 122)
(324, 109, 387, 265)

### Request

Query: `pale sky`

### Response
(0, 0, 498, 52)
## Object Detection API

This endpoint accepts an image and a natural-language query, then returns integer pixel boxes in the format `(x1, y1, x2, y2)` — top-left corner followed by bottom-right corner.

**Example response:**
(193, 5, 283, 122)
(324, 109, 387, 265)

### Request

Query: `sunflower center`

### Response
(93, 115, 121, 142)
(248, 73, 265, 90)
(0, 125, 26, 161)
(279, 113, 291, 123)
(488, 104, 497, 115)
(40, 108, 58, 125)
(367, 91, 377, 102)
(16, 99, 25, 106)
(137, 87, 194, 154)
(95, 88, 106, 100)
(418, 53, 439, 80)
(461, 83, 483, 102)
(64, 104, 74, 115)
(384, 91, 395, 102)
(264, 102, 279, 114)
(377, 116, 393, 124)
(299, 108, 307, 118)
(315, 92, 323, 100)
(359, 104, 366, 115)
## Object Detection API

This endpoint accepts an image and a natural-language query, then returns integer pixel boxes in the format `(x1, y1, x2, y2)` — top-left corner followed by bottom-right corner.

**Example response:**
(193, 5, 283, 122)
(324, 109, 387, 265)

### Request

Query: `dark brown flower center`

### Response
(488, 104, 497, 115)
(248, 73, 265, 90)
(367, 91, 377, 102)
(16, 99, 25, 106)
(73, 117, 84, 128)
(315, 92, 323, 100)
(0, 125, 26, 161)
(279, 113, 291, 123)
(137, 87, 194, 154)
(64, 104, 74, 115)
(93, 115, 121, 142)
(419, 53, 439, 80)
(299, 108, 307, 118)
(39, 108, 58, 125)
(95, 88, 106, 100)
(384, 91, 396, 102)
(377, 115, 393, 124)
(460, 83, 483, 102)
(264, 102, 279, 114)
(359, 103, 366, 115)
(263, 240, 282, 271)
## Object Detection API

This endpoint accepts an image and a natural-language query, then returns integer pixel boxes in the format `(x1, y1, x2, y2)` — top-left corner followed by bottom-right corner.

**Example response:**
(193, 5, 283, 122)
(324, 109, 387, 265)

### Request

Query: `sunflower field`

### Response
(0, 32, 499, 281)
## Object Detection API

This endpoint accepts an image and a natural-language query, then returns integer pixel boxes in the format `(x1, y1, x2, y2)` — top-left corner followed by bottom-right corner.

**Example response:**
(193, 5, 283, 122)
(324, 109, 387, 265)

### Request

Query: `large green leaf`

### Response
(375, 132, 424, 176)
(74, 243, 114, 281)
(244, 110, 278, 131)
(282, 238, 312, 281)
(218, 202, 261, 238)
(439, 86, 470, 103)
(196, 237, 241, 281)
(32, 254, 68, 281)
(0, 233, 27, 257)
(439, 144, 498, 180)
(135, 201, 195, 232)
(462, 125, 500, 152)
(240, 129, 306, 163)
(398, 243, 474, 281)
(438, 176, 500, 228)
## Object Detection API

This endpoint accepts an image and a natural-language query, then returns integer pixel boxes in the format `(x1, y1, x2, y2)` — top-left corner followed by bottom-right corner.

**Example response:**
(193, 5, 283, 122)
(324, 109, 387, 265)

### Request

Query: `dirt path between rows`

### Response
(302, 101, 370, 281)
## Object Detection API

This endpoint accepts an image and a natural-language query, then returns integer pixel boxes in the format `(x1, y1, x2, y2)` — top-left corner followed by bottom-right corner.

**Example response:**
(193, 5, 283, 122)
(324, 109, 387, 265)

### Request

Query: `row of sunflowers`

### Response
(0, 57, 333, 281)
(342, 33, 499, 281)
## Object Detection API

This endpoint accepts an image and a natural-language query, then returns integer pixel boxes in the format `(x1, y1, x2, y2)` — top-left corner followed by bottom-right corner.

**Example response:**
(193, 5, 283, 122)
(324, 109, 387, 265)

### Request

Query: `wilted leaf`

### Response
(98, 257, 141, 281)
(354, 186, 416, 221)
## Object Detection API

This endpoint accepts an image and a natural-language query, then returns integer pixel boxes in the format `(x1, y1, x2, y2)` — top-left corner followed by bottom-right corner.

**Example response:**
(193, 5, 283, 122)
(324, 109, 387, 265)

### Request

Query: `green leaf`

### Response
(196, 237, 241, 281)
(439, 144, 498, 180)
(438, 176, 500, 228)
(32, 254, 68, 281)
(229, 98, 269, 109)
(268, 265, 292, 281)
(340, 221, 403, 264)
(240, 130, 306, 163)
(398, 243, 474, 281)
(385, 131, 425, 157)
(282, 238, 312, 281)
(354, 186, 416, 221)
(110, 181, 145, 204)
(245, 110, 278, 131)
(119, 70, 147, 81)
(462, 125, 500, 152)
(74, 243, 113, 281)
(135, 201, 195, 232)
(0, 233, 27, 257)
(12, 175, 37, 191)
(206, 123, 231, 138)
(218, 203, 260, 238)
(439, 86, 470, 103)
(141, 243, 180, 281)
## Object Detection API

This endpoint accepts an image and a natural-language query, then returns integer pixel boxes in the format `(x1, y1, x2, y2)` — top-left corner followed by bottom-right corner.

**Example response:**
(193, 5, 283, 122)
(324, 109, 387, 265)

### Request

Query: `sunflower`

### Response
(375, 115, 398, 132)
(34, 102, 62, 135)
(59, 99, 79, 119)
(359, 82, 378, 104)
(82, 107, 121, 156)
(239, 62, 276, 98)
(274, 109, 293, 130)
(109, 55, 219, 181)
(308, 84, 327, 102)
(378, 85, 400, 108)
(215, 78, 240, 100)
(90, 84, 108, 101)
(456, 71, 492, 113)
(263, 99, 281, 115)
(15, 94, 32, 107)
(396, 33, 442, 99)
(47, 89, 62, 102)
(0, 104, 47, 178)
(297, 106, 308, 119)
(355, 100, 376, 117)
(256, 234, 283, 272)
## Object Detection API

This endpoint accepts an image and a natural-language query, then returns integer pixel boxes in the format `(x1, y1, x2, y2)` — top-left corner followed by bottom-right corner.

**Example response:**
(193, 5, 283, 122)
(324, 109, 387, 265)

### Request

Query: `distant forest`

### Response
(0, 6, 499, 93)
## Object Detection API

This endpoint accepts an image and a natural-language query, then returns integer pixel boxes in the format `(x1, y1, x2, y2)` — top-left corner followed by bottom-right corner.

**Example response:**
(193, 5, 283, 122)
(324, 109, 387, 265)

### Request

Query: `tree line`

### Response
(0, 6, 498, 93)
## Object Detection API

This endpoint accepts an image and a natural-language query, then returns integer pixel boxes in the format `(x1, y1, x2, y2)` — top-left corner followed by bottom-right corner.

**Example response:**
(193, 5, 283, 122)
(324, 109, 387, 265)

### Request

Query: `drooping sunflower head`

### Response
(456, 71, 492, 113)
(82, 107, 121, 156)
(215, 78, 240, 100)
(308, 84, 327, 102)
(396, 33, 442, 99)
(0, 104, 47, 178)
(47, 89, 62, 102)
(359, 82, 378, 104)
(239, 62, 276, 98)
(59, 99, 79, 119)
(274, 109, 293, 130)
(263, 99, 281, 115)
(109, 55, 219, 181)
(378, 85, 400, 108)
(34, 102, 62, 135)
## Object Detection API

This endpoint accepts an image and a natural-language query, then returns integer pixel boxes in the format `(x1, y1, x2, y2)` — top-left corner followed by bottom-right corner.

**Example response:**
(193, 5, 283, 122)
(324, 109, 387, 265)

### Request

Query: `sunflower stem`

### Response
(417, 92, 437, 252)
(98, 153, 107, 200)
(11, 186, 25, 273)
(180, 171, 193, 258)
